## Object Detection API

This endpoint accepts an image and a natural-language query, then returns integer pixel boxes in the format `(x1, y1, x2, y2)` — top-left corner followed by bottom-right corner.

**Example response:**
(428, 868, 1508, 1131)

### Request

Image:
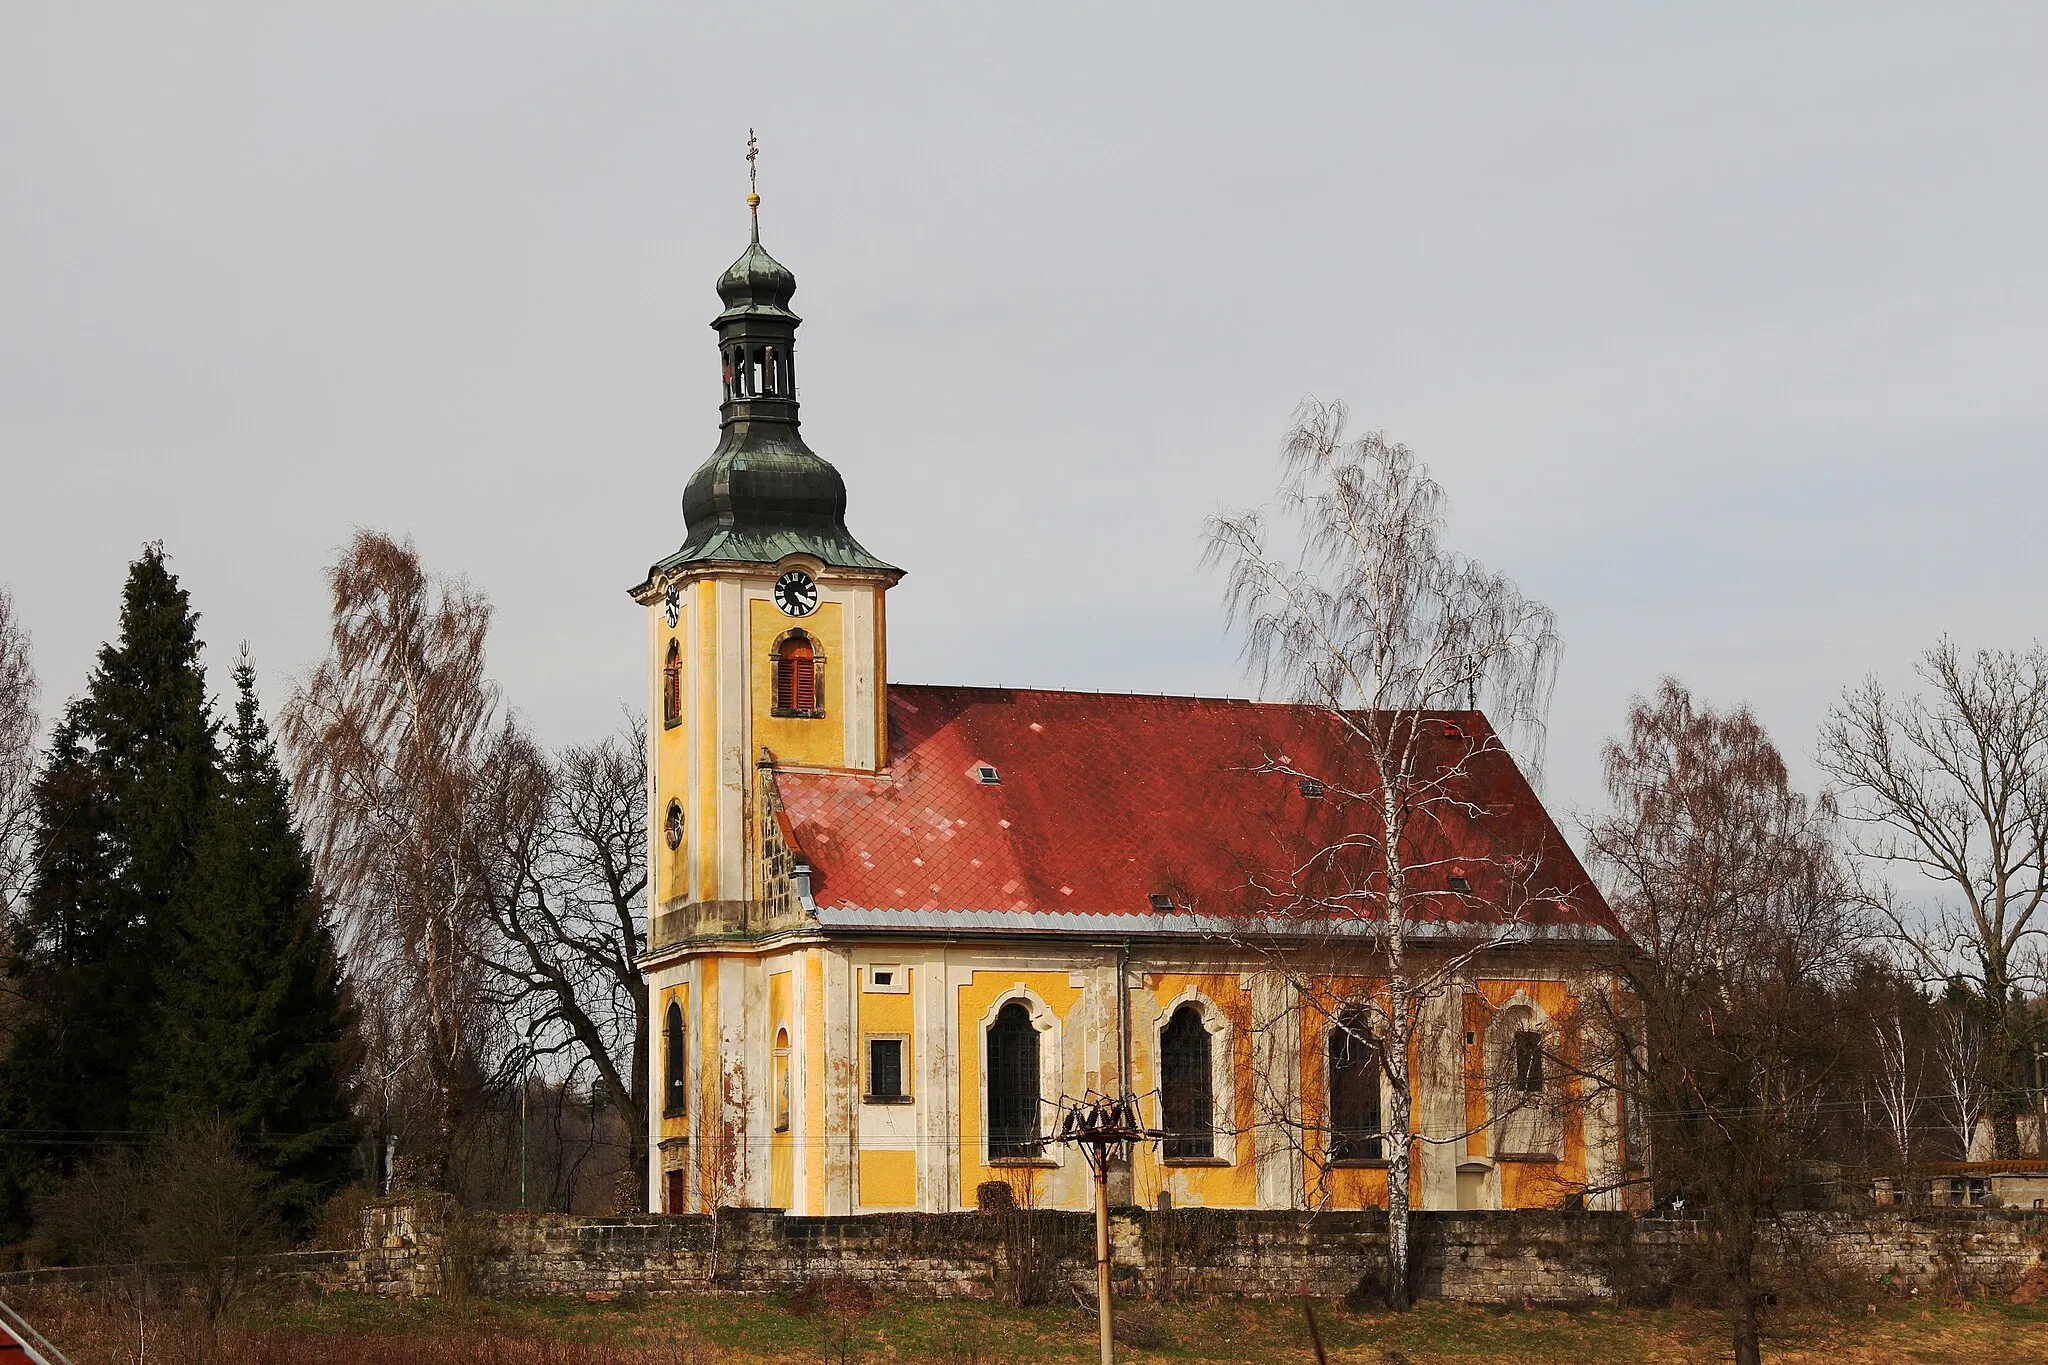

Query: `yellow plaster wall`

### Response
(659, 982, 690, 1146)
(749, 598, 845, 769)
(858, 970, 916, 1090)
(769, 969, 794, 1209)
(651, 599, 691, 907)
(693, 958, 723, 1212)
(1132, 974, 1256, 1208)
(1466, 978, 1586, 1209)
(859, 1150, 917, 1208)
(956, 970, 1083, 1205)
(805, 952, 827, 1214)
(693, 580, 719, 900)
(856, 966, 917, 1210)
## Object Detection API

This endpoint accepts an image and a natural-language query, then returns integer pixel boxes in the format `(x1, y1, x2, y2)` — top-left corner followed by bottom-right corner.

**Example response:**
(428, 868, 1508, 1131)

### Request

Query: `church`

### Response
(633, 185, 1638, 1219)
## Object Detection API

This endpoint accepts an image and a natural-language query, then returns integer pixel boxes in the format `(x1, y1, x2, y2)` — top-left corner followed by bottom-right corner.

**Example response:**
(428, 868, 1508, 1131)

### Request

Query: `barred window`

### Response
(1329, 1012, 1382, 1162)
(987, 1001, 1041, 1159)
(867, 1037, 906, 1102)
(663, 1001, 687, 1117)
(1160, 1005, 1214, 1160)
(1515, 1030, 1545, 1094)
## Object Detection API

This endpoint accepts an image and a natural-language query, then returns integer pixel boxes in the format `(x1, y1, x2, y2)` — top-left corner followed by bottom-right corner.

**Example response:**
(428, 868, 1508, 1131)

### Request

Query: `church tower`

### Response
(631, 158, 901, 921)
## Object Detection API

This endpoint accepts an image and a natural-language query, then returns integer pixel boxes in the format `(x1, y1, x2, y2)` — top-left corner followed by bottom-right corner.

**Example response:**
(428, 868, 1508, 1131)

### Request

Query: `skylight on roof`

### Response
(975, 765, 1000, 784)
(1299, 777, 1325, 799)
(1148, 893, 1174, 912)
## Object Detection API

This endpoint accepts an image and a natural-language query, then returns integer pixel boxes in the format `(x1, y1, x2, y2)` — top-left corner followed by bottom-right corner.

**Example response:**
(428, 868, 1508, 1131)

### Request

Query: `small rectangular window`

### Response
(863, 965, 908, 994)
(1298, 777, 1325, 799)
(1148, 893, 1173, 912)
(867, 1037, 907, 1102)
(1448, 875, 1472, 894)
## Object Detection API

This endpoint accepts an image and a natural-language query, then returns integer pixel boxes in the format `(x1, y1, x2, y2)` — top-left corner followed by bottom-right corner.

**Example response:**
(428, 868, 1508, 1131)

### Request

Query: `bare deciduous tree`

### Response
(280, 531, 517, 1179)
(0, 585, 37, 928)
(1933, 999, 1988, 1161)
(1871, 1008, 1919, 1168)
(1205, 399, 1560, 1310)
(1585, 680, 1864, 1365)
(476, 724, 650, 1209)
(1819, 640, 2048, 1158)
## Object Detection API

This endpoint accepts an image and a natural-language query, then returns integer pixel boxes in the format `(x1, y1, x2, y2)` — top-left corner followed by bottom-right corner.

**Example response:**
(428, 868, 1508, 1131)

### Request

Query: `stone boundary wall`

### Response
(326, 1201, 2048, 1306)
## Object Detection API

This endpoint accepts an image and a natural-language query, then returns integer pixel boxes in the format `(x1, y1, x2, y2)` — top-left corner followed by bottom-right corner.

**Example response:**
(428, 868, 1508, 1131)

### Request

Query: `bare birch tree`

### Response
(0, 586, 36, 928)
(1819, 641, 2048, 1158)
(280, 531, 516, 1180)
(1933, 999, 1988, 1160)
(1584, 680, 1863, 1365)
(1205, 398, 1560, 1310)
(1871, 1008, 1919, 1168)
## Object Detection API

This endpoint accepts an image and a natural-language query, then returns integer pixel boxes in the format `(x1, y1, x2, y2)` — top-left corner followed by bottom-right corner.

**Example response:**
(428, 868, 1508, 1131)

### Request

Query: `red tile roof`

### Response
(771, 686, 1618, 939)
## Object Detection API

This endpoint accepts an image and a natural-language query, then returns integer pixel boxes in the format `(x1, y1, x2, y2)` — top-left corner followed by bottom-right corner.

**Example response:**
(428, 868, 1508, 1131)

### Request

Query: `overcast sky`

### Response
(3, 4, 2045, 831)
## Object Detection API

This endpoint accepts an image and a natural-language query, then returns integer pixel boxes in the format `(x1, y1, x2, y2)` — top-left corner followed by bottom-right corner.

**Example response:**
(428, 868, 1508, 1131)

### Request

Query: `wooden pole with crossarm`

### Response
(1052, 1093, 1161, 1365)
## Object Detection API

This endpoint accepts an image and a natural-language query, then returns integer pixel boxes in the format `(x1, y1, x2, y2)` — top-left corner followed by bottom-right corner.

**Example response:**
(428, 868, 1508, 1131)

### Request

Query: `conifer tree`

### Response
(1, 546, 214, 1229)
(144, 657, 358, 1227)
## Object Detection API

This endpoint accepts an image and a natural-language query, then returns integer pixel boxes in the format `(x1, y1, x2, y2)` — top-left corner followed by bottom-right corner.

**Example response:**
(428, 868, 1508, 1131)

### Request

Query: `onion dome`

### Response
(632, 179, 900, 589)
(714, 221, 799, 324)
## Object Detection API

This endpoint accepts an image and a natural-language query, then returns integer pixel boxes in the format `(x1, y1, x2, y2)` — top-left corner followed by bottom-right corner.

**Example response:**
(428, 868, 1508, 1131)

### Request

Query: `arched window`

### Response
(721, 349, 734, 399)
(773, 1028, 792, 1133)
(1160, 1005, 1214, 1160)
(772, 632, 823, 716)
(663, 1001, 687, 1117)
(1491, 1004, 1559, 1158)
(987, 1001, 1041, 1159)
(763, 346, 779, 394)
(663, 639, 682, 729)
(1328, 1010, 1382, 1162)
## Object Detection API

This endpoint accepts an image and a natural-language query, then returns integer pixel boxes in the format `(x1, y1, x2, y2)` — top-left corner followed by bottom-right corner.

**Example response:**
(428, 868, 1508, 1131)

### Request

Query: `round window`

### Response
(664, 799, 685, 850)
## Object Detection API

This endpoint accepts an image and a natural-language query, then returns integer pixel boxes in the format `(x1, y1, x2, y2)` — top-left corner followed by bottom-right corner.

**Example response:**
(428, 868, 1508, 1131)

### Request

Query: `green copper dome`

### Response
(714, 225, 799, 323)
(635, 208, 900, 590)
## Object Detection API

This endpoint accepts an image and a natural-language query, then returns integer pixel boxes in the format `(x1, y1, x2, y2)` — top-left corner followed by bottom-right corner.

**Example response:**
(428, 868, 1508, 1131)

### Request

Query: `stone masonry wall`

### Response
(329, 1200, 2048, 1306)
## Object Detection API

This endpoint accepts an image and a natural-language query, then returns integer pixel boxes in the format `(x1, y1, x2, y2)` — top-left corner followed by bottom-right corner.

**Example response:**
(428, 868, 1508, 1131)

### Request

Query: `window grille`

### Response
(1329, 1012, 1382, 1161)
(868, 1037, 906, 1101)
(1160, 1005, 1214, 1159)
(663, 1001, 687, 1117)
(1515, 1030, 1545, 1094)
(987, 1001, 1041, 1159)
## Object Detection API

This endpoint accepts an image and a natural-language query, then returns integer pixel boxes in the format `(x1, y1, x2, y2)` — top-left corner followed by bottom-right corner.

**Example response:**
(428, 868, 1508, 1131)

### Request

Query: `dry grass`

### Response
(7, 1286, 2045, 1363)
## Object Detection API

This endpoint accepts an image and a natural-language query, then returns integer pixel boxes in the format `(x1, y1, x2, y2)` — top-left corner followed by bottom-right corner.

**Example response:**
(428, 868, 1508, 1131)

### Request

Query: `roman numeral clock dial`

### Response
(773, 569, 819, 617)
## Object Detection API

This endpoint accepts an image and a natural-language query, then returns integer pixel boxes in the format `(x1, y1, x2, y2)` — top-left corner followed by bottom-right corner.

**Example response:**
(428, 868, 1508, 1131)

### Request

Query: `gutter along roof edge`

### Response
(807, 905, 1621, 944)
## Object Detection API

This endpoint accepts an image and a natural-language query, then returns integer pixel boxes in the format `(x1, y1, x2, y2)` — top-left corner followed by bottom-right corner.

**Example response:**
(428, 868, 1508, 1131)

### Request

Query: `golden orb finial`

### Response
(745, 129, 760, 215)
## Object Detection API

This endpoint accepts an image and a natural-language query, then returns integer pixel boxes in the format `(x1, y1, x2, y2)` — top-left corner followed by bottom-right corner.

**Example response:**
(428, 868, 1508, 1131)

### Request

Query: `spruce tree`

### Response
(1, 545, 214, 1231)
(144, 657, 358, 1228)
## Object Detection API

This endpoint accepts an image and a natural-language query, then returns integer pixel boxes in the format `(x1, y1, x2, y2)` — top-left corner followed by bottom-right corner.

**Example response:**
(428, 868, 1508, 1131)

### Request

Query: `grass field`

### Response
(11, 1288, 2047, 1363)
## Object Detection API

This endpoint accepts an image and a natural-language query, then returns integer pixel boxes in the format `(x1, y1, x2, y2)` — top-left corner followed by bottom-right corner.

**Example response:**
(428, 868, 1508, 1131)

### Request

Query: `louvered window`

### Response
(772, 633, 822, 716)
(987, 1001, 1041, 1159)
(1160, 1005, 1214, 1160)
(1329, 1012, 1383, 1162)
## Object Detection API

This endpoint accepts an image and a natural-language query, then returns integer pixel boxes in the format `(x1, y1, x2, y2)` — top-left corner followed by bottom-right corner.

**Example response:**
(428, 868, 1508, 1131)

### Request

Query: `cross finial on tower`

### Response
(746, 129, 760, 212)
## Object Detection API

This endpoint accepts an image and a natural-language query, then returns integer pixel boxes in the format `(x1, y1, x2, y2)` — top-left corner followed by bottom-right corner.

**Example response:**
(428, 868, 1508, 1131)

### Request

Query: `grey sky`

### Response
(3, 4, 2044, 827)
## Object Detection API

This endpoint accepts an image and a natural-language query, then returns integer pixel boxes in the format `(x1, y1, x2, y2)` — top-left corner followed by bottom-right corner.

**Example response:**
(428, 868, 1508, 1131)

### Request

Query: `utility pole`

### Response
(1051, 1093, 1160, 1365)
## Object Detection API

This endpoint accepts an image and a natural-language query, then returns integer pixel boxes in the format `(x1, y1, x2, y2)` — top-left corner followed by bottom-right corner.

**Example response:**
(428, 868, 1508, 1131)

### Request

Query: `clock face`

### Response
(662, 585, 681, 628)
(773, 569, 819, 617)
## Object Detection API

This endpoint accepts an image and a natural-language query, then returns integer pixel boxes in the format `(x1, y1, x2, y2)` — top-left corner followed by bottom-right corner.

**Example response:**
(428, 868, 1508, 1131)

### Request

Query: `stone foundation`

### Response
(330, 1200, 2048, 1306)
